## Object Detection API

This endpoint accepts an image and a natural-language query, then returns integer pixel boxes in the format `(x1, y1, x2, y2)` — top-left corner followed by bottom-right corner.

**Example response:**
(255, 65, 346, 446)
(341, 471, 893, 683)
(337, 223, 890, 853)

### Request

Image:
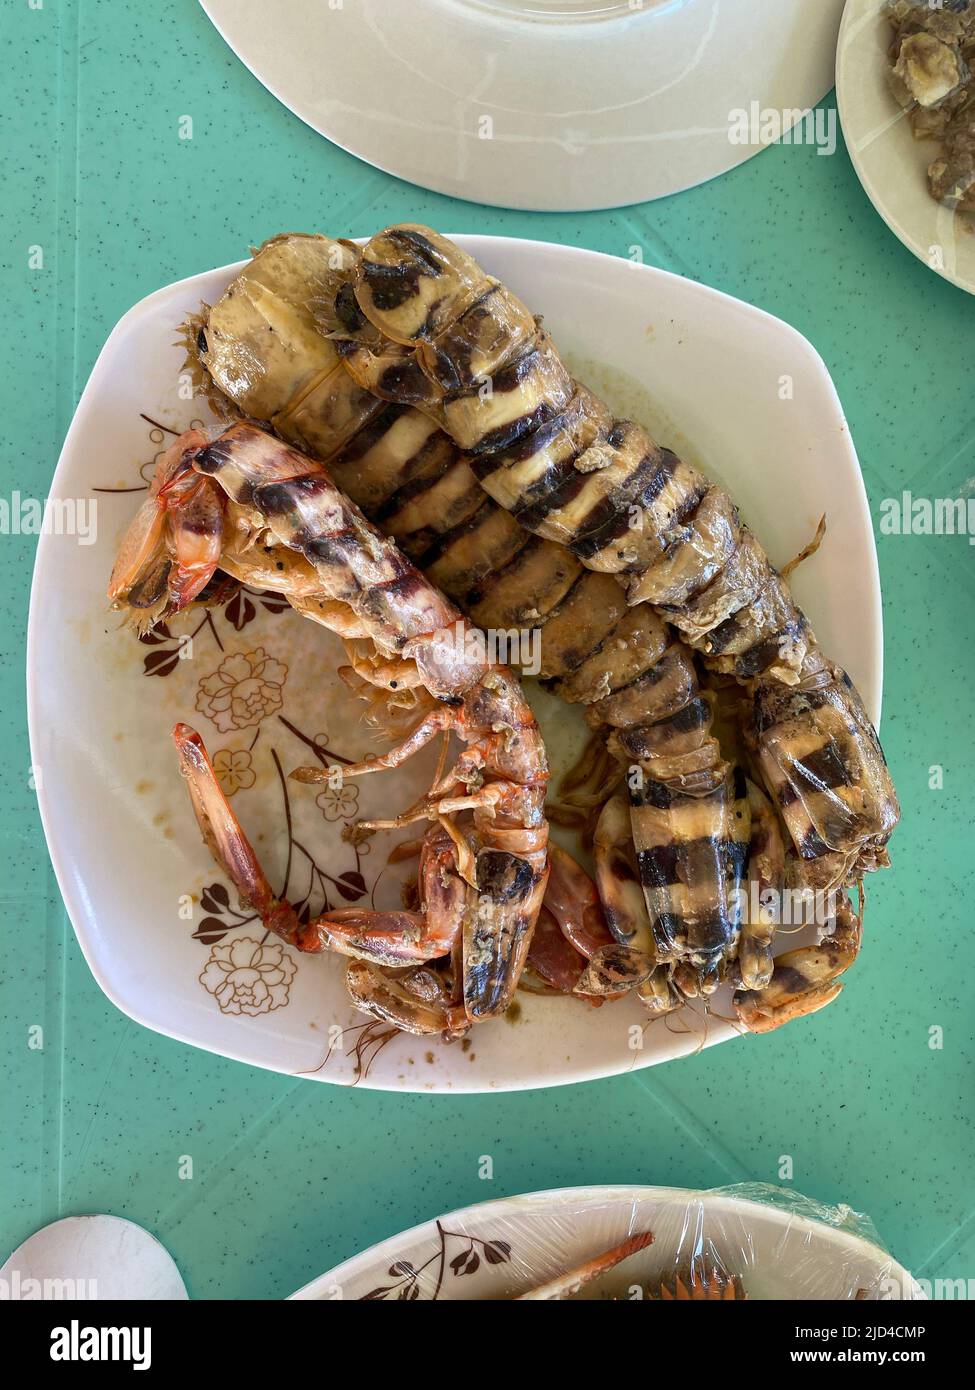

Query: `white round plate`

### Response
(837, 0, 975, 295)
(28, 234, 882, 1094)
(2, 1216, 187, 1301)
(199, 0, 846, 211)
(290, 1184, 924, 1300)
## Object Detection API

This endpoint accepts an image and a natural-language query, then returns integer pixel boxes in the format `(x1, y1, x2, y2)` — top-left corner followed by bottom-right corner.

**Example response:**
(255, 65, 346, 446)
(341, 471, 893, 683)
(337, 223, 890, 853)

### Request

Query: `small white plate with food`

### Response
(838, 0, 975, 294)
(28, 233, 884, 1093)
(290, 1184, 925, 1300)
(199, 0, 847, 211)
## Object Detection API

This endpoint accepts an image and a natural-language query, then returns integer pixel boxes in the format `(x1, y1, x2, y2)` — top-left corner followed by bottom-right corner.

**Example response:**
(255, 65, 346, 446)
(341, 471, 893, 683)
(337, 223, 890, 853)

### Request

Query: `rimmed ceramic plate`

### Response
(199, 0, 846, 211)
(290, 1184, 924, 1299)
(28, 234, 882, 1093)
(837, 0, 975, 295)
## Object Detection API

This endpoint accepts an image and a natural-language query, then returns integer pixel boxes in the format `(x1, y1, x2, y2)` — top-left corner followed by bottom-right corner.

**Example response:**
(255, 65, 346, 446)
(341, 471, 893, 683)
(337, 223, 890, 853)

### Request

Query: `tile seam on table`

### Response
(54, 0, 83, 446)
(908, 413, 975, 494)
(47, 0, 84, 1222)
(153, 1076, 309, 1231)
(40, 888, 67, 1220)
(628, 1064, 753, 1185)
(63, 1017, 134, 1209)
(914, 1203, 975, 1280)
(319, 167, 403, 235)
(620, 208, 693, 279)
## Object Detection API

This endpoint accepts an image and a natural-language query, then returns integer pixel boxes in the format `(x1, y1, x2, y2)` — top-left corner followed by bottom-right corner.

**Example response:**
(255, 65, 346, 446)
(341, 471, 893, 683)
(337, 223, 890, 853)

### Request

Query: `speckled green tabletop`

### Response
(3, 1, 973, 1299)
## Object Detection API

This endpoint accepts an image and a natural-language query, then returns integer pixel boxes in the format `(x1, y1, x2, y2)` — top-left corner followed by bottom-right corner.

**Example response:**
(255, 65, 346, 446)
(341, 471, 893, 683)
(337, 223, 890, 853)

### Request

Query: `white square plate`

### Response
(27, 235, 883, 1092)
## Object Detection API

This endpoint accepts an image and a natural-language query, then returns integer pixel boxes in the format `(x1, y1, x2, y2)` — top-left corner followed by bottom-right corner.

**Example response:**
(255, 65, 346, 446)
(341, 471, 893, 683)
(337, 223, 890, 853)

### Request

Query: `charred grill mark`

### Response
(362, 237, 439, 313)
(776, 742, 853, 806)
(732, 628, 803, 677)
(491, 398, 587, 467)
(377, 357, 435, 404)
(335, 281, 368, 333)
(416, 499, 496, 568)
(513, 455, 590, 531)
(333, 402, 409, 467)
(373, 438, 458, 522)
(561, 449, 680, 563)
(638, 839, 737, 886)
(476, 850, 538, 903)
(468, 402, 559, 457)
(388, 227, 445, 272)
(424, 288, 499, 392)
(253, 474, 335, 520)
(463, 534, 549, 610)
(362, 569, 438, 621)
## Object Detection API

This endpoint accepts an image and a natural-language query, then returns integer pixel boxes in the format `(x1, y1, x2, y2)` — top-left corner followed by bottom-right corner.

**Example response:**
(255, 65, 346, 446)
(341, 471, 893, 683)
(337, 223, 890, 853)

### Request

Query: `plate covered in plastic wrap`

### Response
(291, 1184, 925, 1300)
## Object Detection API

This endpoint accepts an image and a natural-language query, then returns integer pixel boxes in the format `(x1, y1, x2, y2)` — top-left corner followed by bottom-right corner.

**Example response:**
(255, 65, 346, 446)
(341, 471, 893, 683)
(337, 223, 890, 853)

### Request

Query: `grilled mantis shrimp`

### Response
(187, 230, 899, 1032)
(109, 422, 551, 1036)
(332, 224, 899, 1026)
(189, 236, 764, 1022)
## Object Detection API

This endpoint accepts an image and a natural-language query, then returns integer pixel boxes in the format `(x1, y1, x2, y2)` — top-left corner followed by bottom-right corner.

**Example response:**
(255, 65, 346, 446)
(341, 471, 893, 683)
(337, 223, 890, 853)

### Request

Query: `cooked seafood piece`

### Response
(341, 225, 900, 1022)
(886, 0, 975, 212)
(192, 237, 753, 1010)
(185, 230, 899, 1032)
(109, 423, 552, 1035)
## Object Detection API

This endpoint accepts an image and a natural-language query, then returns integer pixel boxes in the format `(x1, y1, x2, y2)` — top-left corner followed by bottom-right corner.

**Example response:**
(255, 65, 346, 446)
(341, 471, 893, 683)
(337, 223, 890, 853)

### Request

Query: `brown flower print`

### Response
(200, 938, 297, 1016)
(317, 783, 360, 823)
(196, 648, 288, 733)
(212, 748, 257, 797)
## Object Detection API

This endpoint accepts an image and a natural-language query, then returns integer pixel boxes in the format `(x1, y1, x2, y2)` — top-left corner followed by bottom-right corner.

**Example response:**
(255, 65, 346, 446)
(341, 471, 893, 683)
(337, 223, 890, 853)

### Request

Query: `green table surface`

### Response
(3, 0, 973, 1300)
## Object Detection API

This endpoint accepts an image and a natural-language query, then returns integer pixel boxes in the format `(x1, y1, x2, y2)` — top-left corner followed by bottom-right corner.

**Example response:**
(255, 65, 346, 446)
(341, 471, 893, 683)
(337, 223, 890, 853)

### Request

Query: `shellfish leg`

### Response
(173, 723, 462, 965)
(516, 1231, 656, 1301)
(733, 892, 861, 1033)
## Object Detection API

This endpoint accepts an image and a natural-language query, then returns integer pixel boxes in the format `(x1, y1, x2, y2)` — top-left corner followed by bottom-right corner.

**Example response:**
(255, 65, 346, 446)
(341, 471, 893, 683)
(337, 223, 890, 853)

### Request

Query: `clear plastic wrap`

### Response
(294, 1185, 925, 1301)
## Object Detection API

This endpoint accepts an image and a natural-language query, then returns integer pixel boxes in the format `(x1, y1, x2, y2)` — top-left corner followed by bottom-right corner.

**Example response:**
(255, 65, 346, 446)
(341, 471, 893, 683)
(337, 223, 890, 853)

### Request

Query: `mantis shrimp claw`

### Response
(173, 723, 464, 966)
